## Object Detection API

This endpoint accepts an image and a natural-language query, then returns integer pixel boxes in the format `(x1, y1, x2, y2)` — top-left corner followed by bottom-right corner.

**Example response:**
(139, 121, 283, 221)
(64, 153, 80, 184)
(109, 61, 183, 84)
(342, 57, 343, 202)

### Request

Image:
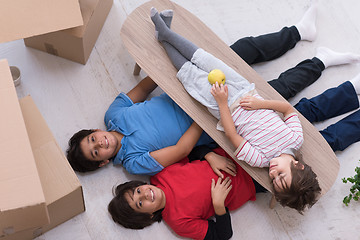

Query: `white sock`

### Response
(295, 1, 318, 41)
(315, 47, 360, 68)
(350, 73, 360, 95)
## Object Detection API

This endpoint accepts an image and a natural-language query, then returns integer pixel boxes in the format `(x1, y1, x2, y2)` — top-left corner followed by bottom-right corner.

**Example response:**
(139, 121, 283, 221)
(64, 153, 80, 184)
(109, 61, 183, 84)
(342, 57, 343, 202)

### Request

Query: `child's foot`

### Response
(160, 10, 173, 28)
(350, 73, 360, 95)
(150, 7, 170, 41)
(154, 10, 173, 39)
(315, 47, 360, 68)
(295, 1, 318, 41)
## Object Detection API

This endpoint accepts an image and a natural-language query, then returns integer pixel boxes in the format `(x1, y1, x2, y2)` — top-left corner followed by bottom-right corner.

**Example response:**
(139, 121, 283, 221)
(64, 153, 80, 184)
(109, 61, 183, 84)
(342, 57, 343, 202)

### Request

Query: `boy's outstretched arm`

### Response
(211, 82, 244, 149)
(150, 122, 203, 167)
(127, 76, 158, 103)
(240, 95, 295, 117)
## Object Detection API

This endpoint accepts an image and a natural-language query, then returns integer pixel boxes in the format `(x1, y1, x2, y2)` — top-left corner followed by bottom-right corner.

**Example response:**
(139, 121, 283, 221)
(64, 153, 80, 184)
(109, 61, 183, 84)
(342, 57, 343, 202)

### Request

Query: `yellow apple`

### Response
(208, 69, 226, 85)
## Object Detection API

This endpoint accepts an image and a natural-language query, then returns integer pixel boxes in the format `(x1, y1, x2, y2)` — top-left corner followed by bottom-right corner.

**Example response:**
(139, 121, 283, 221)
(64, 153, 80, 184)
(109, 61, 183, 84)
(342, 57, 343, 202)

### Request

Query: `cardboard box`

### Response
(0, 59, 49, 237)
(24, 0, 113, 64)
(0, 59, 85, 239)
(0, 0, 83, 43)
(2, 96, 85, 240)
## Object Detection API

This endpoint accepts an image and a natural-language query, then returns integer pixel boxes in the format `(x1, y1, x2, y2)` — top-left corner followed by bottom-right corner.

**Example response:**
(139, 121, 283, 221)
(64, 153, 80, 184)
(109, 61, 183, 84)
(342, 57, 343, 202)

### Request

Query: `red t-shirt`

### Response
(150, 148, 256, 240)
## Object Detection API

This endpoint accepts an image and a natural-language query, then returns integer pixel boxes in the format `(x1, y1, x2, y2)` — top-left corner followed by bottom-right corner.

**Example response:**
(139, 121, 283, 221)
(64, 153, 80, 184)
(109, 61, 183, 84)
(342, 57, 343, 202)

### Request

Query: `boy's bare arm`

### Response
(218, 101, 245, 148)
(211, 83, 244, 149)
(240, 96, 295, 117)
(150, 122, 203, 167)
(127, 76, 158, 103)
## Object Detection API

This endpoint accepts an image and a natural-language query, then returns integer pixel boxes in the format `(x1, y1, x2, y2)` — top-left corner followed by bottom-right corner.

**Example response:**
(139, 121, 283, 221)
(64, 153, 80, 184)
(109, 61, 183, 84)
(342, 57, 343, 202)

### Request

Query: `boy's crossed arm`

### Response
(211, 82, 296, 150)
(211, 83, 244, 149)
(240, 95, 295, 117)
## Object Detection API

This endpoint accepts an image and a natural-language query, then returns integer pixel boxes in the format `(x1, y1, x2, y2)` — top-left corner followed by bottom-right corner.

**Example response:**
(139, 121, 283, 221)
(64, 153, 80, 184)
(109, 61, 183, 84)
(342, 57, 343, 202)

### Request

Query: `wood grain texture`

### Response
(0, 0, 358, 239)
(120, 0, 339, 194)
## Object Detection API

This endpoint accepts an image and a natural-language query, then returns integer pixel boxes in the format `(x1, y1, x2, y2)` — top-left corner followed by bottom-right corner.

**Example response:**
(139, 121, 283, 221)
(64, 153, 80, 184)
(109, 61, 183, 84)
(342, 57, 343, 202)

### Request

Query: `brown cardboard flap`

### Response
(0, 59, 49, 235)
(65, 0, 100, 37)
(19, 96, 85, 233)
(0, 0, 83, 43)
(0, 96, 85, 240)
(19, 96, 83, 204)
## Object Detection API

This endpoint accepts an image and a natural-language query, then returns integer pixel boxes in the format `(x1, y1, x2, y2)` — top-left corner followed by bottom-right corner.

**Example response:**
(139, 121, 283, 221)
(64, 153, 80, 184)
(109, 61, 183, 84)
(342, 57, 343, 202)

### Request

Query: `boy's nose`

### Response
(96, 140, 103, 147)
(140, 192, 147, 200)
(269, 171, 278, 181)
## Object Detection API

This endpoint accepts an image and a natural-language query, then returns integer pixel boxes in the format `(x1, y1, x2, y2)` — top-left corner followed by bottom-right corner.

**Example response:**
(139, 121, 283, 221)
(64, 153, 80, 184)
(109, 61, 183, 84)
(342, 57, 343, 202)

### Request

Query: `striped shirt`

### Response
(233, 94, 303, 168)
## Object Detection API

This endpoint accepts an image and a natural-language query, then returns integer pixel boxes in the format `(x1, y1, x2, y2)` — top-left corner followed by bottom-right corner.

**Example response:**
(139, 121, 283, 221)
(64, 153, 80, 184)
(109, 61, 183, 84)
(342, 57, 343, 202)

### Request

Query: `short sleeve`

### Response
(104, 92, 133, 126)
(122, 152, 164, 176)
(235, 141, 268, 168)
(283, 112, 304, 148)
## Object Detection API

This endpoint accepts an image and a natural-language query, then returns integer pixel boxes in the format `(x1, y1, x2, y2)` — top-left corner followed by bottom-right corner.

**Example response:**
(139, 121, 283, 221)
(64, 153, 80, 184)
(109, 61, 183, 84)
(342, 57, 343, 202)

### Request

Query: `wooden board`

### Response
(120, 0, 339, 195)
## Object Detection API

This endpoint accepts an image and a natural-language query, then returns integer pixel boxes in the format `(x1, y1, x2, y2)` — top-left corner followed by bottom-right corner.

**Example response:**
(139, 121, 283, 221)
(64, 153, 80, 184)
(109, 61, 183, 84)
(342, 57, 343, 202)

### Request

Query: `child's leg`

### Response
(154, 10, 173, 39)
(162, 41, 188, 70)
(152, 7, 254, 109)
(151, 7, 198, 61)
(269, 47, 360, 99)
(320, 110, 360, 151)
(231, 1, 317, 65)
(230, 27, 300, 65)
(268, 57, 323, 99)
(160, 10, 173, 28)
(294, 81, 359, 122)
(155, 10, 190, 70)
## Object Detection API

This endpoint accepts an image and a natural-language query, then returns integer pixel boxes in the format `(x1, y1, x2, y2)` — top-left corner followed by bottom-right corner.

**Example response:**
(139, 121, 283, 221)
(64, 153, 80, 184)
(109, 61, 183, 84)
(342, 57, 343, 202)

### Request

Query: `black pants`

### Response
(230, 26, 360, 151)
(230, 26, 323, 99)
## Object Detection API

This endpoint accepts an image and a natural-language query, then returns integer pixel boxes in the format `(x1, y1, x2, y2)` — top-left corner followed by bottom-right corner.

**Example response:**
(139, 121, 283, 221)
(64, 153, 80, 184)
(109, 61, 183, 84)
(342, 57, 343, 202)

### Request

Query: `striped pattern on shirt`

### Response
(233, 94, 303, 168)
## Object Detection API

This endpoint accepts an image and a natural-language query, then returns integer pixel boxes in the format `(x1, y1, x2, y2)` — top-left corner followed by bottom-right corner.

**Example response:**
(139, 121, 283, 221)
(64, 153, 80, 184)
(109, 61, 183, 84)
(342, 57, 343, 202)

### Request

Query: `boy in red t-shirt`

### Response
(108, 147, 259, 240)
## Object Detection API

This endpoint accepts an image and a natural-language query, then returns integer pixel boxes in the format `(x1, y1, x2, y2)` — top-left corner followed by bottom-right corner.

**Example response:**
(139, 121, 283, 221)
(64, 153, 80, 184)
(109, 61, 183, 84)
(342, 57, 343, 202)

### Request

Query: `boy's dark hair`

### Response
(274, 153, 321, 214)
(108, 181, 163, 229)
(66, 129, 102, 172)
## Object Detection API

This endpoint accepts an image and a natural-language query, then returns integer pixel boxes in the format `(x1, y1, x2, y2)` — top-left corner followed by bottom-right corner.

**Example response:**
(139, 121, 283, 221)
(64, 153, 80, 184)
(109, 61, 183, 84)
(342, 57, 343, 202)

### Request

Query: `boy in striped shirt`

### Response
(212, 83, 304, 193)
(151, 7, 320, 212)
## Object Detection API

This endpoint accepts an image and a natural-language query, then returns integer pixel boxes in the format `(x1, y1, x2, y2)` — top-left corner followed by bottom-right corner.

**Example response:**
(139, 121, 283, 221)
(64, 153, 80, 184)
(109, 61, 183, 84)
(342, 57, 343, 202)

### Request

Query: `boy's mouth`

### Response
(150, 189, 155, 201)
(105, 136, 109, 148)
(269, 164, 276, 170)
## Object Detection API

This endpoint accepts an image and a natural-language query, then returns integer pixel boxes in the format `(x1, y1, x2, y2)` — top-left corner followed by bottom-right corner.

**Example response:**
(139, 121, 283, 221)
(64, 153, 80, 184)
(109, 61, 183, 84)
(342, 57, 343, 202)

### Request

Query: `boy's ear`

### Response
(294, 161, 304, 170)
(99, 159, 110, 167)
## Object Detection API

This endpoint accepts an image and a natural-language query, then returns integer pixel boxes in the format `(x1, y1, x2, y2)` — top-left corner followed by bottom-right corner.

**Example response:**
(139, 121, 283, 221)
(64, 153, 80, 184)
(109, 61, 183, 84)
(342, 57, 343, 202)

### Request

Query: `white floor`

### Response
(1, 0, 360, 239)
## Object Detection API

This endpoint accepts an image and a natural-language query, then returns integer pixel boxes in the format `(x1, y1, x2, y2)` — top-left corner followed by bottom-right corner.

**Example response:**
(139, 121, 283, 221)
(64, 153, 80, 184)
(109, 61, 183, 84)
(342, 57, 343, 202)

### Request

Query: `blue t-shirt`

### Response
(104, 92, 213, 175)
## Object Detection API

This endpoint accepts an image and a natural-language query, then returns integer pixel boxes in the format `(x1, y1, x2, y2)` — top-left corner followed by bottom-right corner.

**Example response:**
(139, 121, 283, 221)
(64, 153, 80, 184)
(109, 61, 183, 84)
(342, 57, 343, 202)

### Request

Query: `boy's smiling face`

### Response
(125, 184, 166, 214)
(80, 130, 120, 162)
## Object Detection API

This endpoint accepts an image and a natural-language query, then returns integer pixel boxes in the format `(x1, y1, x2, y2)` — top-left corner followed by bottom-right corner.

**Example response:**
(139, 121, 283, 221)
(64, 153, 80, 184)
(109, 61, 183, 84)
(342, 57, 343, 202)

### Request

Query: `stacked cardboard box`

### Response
(24, 0, 114, 64)
(0, 42, 86, 240)
(0, 60, 49, 238)
(0, 0, 114, 237)
(1, 0, 113, 64)
(0, 59, 85, 239)
(0, 0, 83, 43)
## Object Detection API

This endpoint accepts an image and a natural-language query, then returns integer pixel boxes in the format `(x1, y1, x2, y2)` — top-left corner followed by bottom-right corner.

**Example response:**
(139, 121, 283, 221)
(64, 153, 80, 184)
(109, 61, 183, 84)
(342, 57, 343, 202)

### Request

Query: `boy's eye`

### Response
(94, 150, 98, 156)
(139, 200, 142, 207)
(137, 188, 140, 194)
(91, 136, 95, 142)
